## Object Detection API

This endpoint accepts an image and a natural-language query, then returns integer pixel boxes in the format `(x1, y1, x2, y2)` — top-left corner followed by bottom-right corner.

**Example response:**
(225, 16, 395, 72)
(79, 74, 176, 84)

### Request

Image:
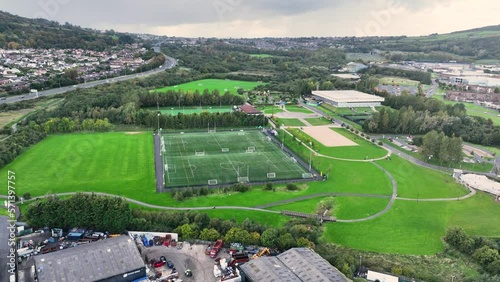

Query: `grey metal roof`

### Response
(34, 236, 145, 282)
(240, 248, 350, 282)
(277, 248, 349, 282)
(240, 256, 302, 282)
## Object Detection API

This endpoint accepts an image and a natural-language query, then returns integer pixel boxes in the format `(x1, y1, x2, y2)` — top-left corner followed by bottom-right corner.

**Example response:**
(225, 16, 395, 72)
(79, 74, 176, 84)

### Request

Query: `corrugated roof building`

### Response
(240, 248, 350, 282)
(33, 236, 146, 282)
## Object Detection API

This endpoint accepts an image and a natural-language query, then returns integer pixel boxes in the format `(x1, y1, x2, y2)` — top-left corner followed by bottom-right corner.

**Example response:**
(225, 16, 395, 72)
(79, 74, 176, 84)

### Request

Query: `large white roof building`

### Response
(312, 90, 385, 108)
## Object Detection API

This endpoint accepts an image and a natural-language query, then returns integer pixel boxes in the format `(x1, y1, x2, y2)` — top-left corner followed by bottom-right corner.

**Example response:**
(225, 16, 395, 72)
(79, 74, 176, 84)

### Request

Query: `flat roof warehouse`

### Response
(312, 90, 384, 108)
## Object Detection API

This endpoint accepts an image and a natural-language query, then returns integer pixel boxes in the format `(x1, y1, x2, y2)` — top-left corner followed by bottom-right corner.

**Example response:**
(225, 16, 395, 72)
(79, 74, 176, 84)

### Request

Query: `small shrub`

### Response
(378, 141, 383, 146)
(286, 183, 299, 191)
(264, 183, 273, 191)
(233, 183, 250, 192)
(360, 133, 365, 137)
(355, 130, 359, 134)
(22, 192, 31, 200)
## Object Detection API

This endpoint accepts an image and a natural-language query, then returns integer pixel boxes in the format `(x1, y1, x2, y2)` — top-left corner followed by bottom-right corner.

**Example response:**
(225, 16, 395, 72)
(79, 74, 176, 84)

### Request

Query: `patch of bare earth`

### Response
(301, 126, 358, 147)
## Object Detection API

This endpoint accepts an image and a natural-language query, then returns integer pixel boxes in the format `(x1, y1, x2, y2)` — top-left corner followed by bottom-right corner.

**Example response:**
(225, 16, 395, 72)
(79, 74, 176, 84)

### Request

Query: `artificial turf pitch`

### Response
(162, 130, 309, 187)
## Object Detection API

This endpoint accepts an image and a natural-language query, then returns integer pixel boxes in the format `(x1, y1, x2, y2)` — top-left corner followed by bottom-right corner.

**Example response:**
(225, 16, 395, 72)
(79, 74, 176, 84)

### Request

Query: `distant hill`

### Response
(0, 11, 137, 51)
(377, 25, 500, 62)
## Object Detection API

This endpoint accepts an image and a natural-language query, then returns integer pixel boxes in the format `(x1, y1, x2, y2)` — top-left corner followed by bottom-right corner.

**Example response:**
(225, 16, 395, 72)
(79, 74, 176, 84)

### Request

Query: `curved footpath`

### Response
(3, 192, 280, 214)
(336, 162, 398, 223)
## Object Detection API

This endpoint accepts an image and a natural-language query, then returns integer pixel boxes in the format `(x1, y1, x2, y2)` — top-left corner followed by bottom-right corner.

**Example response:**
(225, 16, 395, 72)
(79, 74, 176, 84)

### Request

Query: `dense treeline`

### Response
(0, 125, 46, 168)
(364, 94, 500, 146)
(0, 11, 135, 50)
(25, 194, 132, 233)
(360, 66, 432, 84)
(141, 111, 265, 130)
(129, 209, 319, 251)
(444, 227, 500, 276)
(420, 130, 463, 164)
(43, 117, 113, 133)
(140, 90, 245, 107)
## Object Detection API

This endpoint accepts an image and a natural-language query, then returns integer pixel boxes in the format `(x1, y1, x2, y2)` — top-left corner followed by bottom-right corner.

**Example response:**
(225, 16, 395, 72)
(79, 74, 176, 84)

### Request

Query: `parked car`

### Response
(166, 260, 174, 269)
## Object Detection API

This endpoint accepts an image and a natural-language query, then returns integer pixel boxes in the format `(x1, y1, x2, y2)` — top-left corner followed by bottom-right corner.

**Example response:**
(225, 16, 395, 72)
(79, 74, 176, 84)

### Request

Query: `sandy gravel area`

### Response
(460, 174, 500, 196)
(302, 126, 358, 147)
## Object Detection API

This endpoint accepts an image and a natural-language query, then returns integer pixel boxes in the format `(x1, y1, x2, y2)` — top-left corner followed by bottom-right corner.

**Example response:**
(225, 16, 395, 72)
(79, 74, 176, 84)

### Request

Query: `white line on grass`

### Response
(187, 159, 195, 178)
(176, 138, 191, 184)
(225, 155, 241, 178)
(244, 134, 283, 173)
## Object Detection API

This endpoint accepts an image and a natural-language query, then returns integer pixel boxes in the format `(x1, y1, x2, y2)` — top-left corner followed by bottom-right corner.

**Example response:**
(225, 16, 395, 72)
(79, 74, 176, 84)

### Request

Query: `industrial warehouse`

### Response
(239, 248, 350, 282)
(33, 236, 146, 282)
(312, 90, 385, 108)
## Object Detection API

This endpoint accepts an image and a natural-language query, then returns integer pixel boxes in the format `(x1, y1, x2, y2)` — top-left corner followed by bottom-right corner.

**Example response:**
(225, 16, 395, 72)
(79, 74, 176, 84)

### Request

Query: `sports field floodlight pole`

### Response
(157, 113, 160, 133)
(309, 150, 312, 172)
(281, 127, 285, 149)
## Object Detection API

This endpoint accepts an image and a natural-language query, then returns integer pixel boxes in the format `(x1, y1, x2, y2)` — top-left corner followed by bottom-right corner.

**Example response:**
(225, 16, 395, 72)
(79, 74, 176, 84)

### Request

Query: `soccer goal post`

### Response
(195, 151, 205, 156)
(164, 164, 168, 171)
(208, 179, 218, 185)
(267, 172, 276, 178)
(246, 149, 255, 153)
(248, 146, 255, 151)
(222, 148, 229, 152)
(238, 177, 249, 183)
(302, 173, 313, 179)
(238, 132, 245, 136)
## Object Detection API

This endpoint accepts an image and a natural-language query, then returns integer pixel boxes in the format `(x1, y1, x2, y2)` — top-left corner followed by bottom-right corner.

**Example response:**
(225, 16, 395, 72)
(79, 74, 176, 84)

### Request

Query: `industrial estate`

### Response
(0, 5, 500, 282)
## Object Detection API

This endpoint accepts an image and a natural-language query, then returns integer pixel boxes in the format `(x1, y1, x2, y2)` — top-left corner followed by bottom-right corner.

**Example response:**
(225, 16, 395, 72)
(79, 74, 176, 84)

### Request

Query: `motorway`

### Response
(0, 54, 177, 105)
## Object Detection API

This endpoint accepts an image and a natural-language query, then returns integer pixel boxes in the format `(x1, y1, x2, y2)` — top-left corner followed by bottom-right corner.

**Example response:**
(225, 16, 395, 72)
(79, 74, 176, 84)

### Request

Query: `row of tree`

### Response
(0, 125, 46, 169)
(25, 194, 132, 233)
(138, 111, 266, 130)
(364, 95, 500, 146)
(129, 209, 320, 251)
(139, 90, 245, 107)
(43, 117, 113, 133)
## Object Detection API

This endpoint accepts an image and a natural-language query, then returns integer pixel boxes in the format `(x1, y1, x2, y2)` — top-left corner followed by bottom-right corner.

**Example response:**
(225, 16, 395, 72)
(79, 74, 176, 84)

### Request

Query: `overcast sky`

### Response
(1, 0, 498, 38)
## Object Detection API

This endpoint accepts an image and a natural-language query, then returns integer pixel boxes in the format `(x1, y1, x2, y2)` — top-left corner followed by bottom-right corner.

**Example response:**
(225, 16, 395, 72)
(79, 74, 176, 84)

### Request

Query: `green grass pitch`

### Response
(0, 132, 155, 198)
(162, 130, 309, 187)
(151, 79, 266, 95)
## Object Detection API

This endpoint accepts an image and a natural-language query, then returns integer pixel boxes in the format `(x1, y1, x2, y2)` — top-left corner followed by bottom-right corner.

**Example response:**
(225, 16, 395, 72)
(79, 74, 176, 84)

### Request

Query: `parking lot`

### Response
(140, 242, 224, 282)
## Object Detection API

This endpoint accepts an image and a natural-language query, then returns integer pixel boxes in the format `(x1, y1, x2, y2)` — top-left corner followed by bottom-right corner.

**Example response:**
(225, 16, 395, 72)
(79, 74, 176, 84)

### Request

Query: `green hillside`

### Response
(0, 10, 136, 50)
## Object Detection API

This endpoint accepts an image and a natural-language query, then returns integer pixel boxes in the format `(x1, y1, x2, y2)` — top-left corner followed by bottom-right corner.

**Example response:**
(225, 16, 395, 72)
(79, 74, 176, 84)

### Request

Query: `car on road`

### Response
(0, 97, 6, 100)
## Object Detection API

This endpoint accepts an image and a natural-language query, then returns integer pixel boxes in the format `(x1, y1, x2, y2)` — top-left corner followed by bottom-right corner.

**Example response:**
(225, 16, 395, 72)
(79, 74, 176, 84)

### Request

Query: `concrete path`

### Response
(255, 193, 391, 209)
